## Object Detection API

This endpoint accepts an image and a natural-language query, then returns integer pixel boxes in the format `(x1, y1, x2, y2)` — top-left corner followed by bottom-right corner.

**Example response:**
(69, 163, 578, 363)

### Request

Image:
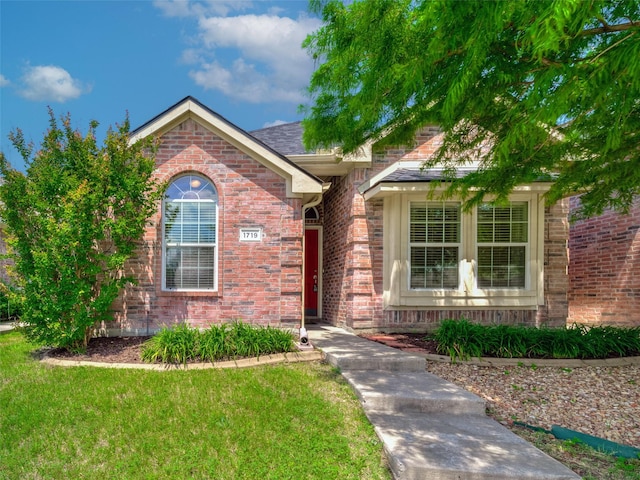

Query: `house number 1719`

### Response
(239, 228, 262, 242)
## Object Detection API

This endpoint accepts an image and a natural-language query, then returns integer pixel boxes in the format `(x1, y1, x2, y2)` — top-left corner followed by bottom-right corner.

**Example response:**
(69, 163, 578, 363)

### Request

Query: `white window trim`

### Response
(383, 193, 545, 308)
(162, 189, 219, 293)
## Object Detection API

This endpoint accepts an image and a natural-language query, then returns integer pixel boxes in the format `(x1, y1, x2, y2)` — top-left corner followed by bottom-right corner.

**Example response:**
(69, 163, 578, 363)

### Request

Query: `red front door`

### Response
(304, 229, 319, 317)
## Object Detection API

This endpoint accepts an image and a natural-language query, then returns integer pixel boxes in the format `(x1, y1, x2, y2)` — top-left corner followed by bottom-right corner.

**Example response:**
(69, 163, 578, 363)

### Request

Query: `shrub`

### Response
(141, 323, 200, 365)
(434, 319, 640, 361)
(0, 111, 164, 352)
(0, 282, 22, 322)
(141, 322, 296, 365)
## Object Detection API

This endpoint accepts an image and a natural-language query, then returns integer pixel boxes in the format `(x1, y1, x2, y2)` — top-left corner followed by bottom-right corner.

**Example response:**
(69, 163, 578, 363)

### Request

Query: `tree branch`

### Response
(580, 20, 639, 36)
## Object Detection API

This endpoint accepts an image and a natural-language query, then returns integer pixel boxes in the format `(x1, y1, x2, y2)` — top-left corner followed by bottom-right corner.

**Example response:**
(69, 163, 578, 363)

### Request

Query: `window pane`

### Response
(410, 247, 426, 288)
(427, 223, 443, 243)
(511, 203, 528, 222)
(410, 204, 427, 223)
(180, 224, 197, 243)
(476, 202, 528, 288)
(165, 223, 180, 243)
(180, 203, 197, 222)
(494, 223, 511, 242)
(444, 206, 459, 222)
(477, 223, 493, 243)
(409, 203, 460, 289)
(410, 246, 458, 289)
(164, 202, 181, 223)
(477, 246, 526, 288)
(444, 223, 459, 242)
(166, 176, 217, 201)
(200, 224, 216, 243)
(165, 246, 215, 289)
(200, 203, 216, 223)
(477, 204, 493, 221)
(511, 223, 527, 242)
(410, 223, 426, 243)
(494, 207, 511, 221)
(427, 206, 444, 222)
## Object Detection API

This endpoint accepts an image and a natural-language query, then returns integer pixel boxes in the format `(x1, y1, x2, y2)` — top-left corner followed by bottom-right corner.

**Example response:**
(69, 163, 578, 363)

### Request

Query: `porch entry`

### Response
(304, 227, 321, 317)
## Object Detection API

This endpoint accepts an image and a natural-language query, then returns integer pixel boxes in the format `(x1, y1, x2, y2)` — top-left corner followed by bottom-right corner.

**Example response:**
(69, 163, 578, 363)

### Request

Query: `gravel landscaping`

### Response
(363, 332, 640, 450)
(427, 361, 640, 449)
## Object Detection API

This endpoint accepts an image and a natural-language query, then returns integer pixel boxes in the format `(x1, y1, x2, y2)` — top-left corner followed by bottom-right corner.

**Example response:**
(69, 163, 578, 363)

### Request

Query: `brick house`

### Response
(568, 196, 640, 326)
(106, 96, 570, 335)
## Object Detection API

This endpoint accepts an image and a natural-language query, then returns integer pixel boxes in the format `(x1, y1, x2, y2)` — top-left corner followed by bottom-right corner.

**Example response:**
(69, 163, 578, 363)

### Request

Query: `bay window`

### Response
(383, 192, 544, 308)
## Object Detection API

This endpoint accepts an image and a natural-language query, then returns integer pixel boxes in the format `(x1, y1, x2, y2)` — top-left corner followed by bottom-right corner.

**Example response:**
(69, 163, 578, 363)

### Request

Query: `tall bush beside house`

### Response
(0, 281, 22, 322)
(0, 110, 164, 352)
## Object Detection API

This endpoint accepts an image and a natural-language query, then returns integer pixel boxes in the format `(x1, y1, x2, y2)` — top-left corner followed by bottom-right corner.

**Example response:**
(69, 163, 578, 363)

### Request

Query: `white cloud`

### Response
(190, 57, 303, 104)
(0, 74, 9, 87)
(153, 0, 252, 18)
(18, 65, 88, 102)
(262, 119, 287, 128)
(189, 14, 321, 104)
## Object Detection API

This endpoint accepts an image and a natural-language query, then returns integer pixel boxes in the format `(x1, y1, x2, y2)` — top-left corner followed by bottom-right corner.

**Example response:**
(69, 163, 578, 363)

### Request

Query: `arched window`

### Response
(305, 206, 320, 221)
(163, 174, 218, 291)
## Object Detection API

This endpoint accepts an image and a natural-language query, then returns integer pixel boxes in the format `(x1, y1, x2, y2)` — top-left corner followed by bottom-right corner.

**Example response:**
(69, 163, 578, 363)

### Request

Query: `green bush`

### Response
(434, 319, 640, 361)
(0, 282, 22, 322)
(0, 111, 164, 352)
(141, 322, 296, 365)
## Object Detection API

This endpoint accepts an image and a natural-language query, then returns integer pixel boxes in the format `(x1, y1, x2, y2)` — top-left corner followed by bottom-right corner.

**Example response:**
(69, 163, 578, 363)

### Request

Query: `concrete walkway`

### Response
(0, 322, 14, 335)
(309, 325, 580, 480)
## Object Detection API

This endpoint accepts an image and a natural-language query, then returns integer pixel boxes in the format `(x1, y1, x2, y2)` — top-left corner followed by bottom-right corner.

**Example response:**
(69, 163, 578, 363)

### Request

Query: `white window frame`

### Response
(383, 192, 544, 308)
(162, 175, 218, 292)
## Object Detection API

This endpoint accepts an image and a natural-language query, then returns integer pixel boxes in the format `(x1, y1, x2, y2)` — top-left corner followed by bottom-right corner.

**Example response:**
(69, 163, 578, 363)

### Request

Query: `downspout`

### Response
(299, 194, 323, 346)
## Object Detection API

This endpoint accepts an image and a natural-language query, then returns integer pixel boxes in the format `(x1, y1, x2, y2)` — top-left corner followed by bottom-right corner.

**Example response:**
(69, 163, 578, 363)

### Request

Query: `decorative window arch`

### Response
(305, 206, 320, 221)
(163, 174, 218, 291)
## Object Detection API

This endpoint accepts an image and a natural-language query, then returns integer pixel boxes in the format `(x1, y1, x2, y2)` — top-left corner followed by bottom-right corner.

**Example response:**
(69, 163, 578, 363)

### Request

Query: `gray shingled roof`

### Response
(250, 122, 310, 156)
(379, 168, 475, 183)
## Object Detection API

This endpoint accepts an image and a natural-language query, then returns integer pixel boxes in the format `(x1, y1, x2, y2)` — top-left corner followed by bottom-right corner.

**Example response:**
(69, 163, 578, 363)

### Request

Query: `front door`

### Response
(304, 228, 320, 317)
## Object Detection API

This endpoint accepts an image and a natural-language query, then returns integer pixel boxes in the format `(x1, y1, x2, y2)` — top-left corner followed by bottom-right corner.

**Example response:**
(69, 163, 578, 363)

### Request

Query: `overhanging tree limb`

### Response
(302, 0, 640, 218)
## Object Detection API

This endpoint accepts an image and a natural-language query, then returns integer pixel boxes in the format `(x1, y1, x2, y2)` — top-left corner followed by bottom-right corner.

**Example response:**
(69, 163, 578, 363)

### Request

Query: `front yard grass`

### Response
(0, 333, 390, 479)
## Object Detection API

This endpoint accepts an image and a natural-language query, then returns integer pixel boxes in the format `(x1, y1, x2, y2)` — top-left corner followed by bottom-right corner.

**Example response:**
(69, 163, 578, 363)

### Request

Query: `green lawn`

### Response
(0, 333, 390, 479)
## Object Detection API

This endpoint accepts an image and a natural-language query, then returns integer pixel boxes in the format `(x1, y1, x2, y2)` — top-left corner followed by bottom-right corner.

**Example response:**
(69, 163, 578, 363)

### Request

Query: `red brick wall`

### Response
(321, 127, 569, 331)
(568, 196, 640, 326)
(321, 169, 384, 330)
(110, 118, 303, 334)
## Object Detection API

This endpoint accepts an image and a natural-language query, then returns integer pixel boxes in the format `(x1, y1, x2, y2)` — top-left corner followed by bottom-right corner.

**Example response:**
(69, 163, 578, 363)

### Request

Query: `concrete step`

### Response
(369, 412, 581, 480)
(342, 370, 486, 416)
(310, 326, 425, 372)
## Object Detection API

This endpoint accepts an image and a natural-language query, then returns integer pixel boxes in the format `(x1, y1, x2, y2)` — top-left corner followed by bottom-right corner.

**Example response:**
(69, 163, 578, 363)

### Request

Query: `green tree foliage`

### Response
(0, 111, 164, 351)
(303, 0, 640, 217)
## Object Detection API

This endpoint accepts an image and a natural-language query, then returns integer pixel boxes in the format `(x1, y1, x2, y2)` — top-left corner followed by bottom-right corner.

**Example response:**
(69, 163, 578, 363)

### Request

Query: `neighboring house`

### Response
(568, 196, 640, 326)
(108, 96, 569, 335)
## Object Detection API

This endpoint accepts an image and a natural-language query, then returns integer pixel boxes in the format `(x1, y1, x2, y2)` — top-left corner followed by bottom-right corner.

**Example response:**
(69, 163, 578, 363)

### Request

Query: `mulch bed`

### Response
(47, 336, 151, 364)
(360, 333, 440, 354)
(47, 333, 440, 364)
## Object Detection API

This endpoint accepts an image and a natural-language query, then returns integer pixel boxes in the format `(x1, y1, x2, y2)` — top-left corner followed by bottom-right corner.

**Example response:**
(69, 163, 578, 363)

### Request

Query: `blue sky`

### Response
(0, 0, 322, 170)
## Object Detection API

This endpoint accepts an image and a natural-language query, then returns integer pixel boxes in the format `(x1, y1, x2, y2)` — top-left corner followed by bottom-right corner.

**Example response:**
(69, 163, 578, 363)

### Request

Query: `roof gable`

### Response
(130, 96, 325, 198)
